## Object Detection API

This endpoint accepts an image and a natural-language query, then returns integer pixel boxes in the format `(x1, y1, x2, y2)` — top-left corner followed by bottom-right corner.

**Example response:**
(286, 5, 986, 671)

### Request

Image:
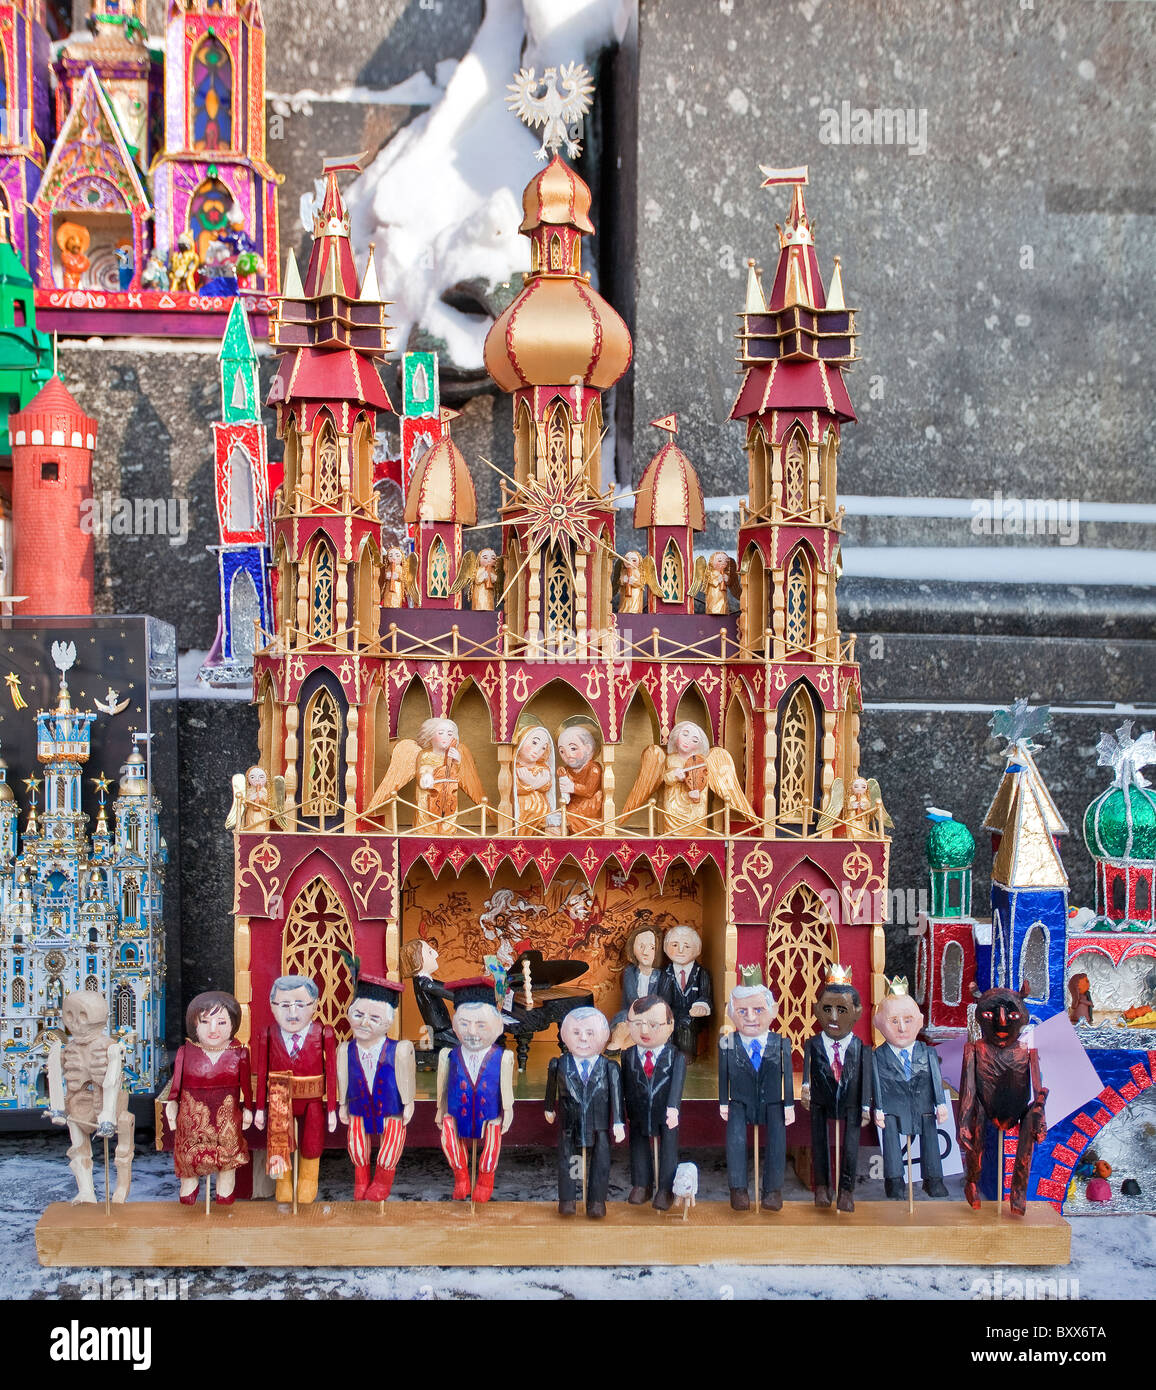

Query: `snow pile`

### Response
(343, 0, 632, 371)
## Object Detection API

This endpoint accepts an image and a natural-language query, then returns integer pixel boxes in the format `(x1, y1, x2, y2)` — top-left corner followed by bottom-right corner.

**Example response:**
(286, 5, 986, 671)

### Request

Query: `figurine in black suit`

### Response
(621, 995, 686, 1210)
(871, 979, 949, 1199)
(401, 939, 457, 1053)
(800, 966, 871, 1212)
(718, 966, 795, 1212)
(657, 925, 712, 1058)
(544, 1007, 625, 1218)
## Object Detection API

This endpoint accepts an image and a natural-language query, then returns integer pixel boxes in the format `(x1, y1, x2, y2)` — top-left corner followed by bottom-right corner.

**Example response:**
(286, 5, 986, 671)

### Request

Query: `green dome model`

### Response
(925, 818, 975, 869)
(1083, 783, 1156, 862)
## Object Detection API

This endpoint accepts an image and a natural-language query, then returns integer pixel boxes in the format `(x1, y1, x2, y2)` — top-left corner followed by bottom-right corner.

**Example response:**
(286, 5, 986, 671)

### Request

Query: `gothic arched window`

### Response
(314, 420, 340, 503)
(546, 403, 570, 486)
(785, 548, 811, 652)
(301, 688, 341, 823)
(1021, 923, 1049, 1000)
(428, 537, 450, 598)
(660, 538, 683, 603)
(942, 941, 964, 1006)
(191, 35, 233, 151)
(115, 984, 135, 1030)
(225, 442, 256, 532)
(784, 431, 807, 514)
(777, 684, 816, 827)
(11, 977, 24, 1006)
(123, 876, 138, 920)
(310, 542, 335, 641)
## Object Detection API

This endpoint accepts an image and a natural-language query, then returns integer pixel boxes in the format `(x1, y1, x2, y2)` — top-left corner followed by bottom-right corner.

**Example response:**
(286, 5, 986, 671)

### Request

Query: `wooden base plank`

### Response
(35, 1200, 1071, 1268)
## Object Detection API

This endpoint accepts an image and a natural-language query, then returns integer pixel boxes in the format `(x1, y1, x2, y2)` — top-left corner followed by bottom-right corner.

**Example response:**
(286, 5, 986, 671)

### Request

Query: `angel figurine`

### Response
(620, 720, 757, 835)
(225, 764, 284, 832)
(614, 551, 659, 616)
(816, 775, 892, 837)
(451, 548, 501, 611)
(512, 720, 561, 835)
(365, 717, 485, 832)
(690, 551, 740, 616)
(381, 546, 418, 609)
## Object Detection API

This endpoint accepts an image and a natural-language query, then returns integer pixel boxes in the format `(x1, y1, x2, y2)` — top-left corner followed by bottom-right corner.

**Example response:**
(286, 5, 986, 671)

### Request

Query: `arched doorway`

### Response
(764, 882, 838, 1054)
(281, 875, 356, 1035)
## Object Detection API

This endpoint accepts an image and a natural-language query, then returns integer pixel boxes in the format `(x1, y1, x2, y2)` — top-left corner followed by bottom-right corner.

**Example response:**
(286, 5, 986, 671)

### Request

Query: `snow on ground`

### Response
(1, 1135, 1149, 1300)
(343, 0, 632, 369)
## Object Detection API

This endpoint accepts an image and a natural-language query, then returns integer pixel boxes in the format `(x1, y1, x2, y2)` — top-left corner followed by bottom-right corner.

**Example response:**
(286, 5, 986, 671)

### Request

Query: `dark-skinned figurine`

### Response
(958, 981, 1048, 1215)
(800, 963, 871, 1212)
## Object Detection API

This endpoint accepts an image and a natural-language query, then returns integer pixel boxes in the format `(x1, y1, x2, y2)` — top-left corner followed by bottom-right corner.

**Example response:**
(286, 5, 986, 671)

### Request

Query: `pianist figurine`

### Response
(400, 937, 457, 1057)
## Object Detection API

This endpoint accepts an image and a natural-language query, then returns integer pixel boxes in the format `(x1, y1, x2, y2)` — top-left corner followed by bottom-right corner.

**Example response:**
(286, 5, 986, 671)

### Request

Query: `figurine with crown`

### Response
(871, 977, 949, 1203)
(800, 963, 870, 1212)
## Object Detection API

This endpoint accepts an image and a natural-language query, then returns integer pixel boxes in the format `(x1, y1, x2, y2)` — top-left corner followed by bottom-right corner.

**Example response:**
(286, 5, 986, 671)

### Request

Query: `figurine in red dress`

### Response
(253, 975, 338, 1205)
(164, 991, 253, 1205)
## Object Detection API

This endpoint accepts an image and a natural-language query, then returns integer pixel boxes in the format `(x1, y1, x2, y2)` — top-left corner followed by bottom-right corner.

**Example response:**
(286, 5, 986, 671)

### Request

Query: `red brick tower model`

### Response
(10, 375, 96, 614)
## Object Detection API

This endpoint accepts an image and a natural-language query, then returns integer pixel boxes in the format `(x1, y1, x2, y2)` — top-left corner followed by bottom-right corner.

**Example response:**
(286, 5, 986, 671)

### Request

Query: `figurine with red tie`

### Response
(253, 974, 338, 1205)
(434, 978, 515, 1202)
(800, 964, 871, 1212)
(337, 973, 415, 1201)
(718, 966, 795, 1212)
(621, 994, 686, 1211)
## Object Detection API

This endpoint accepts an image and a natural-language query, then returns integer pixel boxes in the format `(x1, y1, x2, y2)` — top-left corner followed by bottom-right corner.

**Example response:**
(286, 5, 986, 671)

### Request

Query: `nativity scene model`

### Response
(31, 66, 1113, 1271)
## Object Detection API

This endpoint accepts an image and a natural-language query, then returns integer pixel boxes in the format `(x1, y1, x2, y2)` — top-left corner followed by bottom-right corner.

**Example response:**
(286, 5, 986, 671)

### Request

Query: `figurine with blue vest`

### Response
(435, 978, 515, 1202)
(337, 973, 415, 1201)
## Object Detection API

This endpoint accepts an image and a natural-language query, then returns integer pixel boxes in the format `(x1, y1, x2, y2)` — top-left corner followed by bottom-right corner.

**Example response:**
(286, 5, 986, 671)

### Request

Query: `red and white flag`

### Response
(759, 164, 809, 187)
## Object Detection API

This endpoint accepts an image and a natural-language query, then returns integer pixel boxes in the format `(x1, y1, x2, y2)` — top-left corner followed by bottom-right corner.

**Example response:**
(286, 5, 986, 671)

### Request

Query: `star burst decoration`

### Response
(504, 472, 609, 553)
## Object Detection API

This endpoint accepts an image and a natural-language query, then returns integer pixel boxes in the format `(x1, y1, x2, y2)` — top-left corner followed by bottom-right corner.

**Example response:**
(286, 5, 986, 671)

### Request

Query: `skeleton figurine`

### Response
(45, 992, 135, 1204)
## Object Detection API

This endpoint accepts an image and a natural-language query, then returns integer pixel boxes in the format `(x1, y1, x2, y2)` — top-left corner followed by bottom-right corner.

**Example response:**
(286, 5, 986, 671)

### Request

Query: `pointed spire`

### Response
(281, 249, 303, 300)
(359, 244, 381, 302)
(744, 258, 766, 313)
(782, 253, 808, 309)
(827, 255, 845, 311)
(302, 153, 364, 298)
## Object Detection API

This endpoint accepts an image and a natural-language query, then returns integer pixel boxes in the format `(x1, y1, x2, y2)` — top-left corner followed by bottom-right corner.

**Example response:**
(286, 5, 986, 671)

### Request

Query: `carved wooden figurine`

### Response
(718, 967, 795, 1212)
(871, 977, 949, 1200)
(614, 550, 658, 615)
(451, 548, 501, 610)
(620, 720, 756, 834)
(57, 222, 91, 290)
(434, 979, 515, 1202)
(337, 974, 415, 1201)
(512, 720, 561, 835)
(690, 550, 739, 615)
(1067, 973, 1093, 1026)
(165, 991, 252, 1204)
(657, 924, 712, 1057)
(400, 937, 457, 1055)
(170, 232, 200, 294)
(556, 716, 603, 833)
(958, 982, 1048, 1215)
(609, 922, 666, 1049)
(253, 975, 338, 1205)
(46, 991, 135, 1205)
(366, 717, 485, 832)
(545, 1006, 625, 1218)
(621, 994, 685, 1210)
(380, 546, 418, 609)
(799, 964, 870, 1212)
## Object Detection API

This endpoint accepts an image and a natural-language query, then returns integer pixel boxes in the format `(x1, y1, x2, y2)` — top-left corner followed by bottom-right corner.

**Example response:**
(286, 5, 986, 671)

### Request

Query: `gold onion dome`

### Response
(484, 157, 632, 392)
(518, 158, 595, 234)
(404, 435, 478, 526)
(634, 440, 706, 530)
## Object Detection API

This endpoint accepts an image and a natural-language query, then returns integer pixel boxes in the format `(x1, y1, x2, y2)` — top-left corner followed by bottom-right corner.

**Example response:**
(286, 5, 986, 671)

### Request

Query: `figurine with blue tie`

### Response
(871, 977, 950, 1201)
(718, 965, 795, 1212)
(544, 1007, 625, 1218)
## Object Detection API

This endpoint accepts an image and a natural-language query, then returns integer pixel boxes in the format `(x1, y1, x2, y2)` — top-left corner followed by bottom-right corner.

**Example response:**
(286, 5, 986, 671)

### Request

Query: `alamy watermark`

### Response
(970, 492, 1079, 545)
(971, 1272, 1081, 1301)
(819, 101, 928, 157)
(80, 493, 189, 548)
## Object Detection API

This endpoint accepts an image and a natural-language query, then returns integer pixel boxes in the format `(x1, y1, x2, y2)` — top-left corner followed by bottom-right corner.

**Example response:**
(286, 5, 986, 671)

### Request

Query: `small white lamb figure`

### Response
(672, 1161, 698, 1220)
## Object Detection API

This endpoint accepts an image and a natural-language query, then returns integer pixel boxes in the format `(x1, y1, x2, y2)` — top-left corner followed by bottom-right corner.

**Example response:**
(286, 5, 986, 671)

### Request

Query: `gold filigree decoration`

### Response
(733, 847, 775, 914)
(281, 876, 356, 1033)
(764, 884, 839, 1054)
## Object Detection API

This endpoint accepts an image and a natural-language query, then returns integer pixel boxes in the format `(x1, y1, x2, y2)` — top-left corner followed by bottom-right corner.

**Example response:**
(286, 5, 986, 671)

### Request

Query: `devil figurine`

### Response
(958, 981, 1048, 1215)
